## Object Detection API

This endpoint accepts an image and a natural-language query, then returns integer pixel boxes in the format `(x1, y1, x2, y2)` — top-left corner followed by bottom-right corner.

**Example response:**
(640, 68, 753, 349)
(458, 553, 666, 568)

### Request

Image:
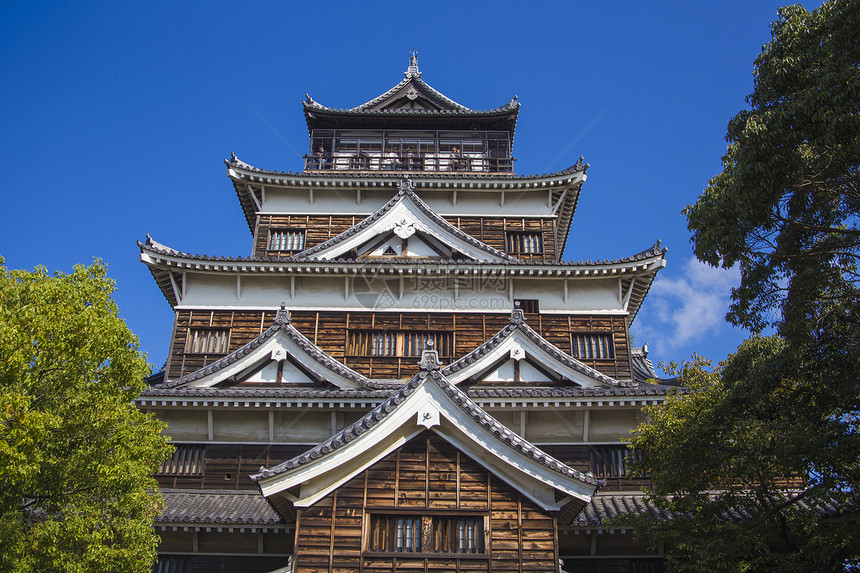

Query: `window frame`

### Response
(365, 513, 488, 557)
(506, 231, 544, 255)
(571, 332, 615, 360)
(267, 228, 307, 252)
(347, 330, 453, 358)
(184, 328, 230, 355)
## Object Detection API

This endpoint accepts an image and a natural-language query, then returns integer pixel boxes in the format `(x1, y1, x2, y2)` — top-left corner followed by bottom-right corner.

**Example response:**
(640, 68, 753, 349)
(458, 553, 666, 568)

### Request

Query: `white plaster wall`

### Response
(157, 409, 209, 441)
(525, 410, 585, 443)
(587, 409, 639, 442)
(179, 274, 627, 315)
(213, 410, 269, 442)
(271, 411, 332, 442)
(258, 187, 558, 217)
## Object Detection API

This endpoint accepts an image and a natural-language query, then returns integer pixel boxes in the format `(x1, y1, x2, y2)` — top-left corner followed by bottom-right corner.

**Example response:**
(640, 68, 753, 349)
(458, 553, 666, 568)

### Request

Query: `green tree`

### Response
(0, 260, 172, 573)
(630, 2, 860, 571)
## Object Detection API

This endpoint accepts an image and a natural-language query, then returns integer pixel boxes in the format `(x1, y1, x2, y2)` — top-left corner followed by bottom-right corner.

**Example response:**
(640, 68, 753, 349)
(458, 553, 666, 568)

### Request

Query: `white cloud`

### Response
(633, 257, 740, 354)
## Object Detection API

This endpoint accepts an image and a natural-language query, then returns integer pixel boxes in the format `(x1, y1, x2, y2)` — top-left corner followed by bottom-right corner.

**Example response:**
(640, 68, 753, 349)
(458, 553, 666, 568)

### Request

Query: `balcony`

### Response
(304, 129, 514, 174)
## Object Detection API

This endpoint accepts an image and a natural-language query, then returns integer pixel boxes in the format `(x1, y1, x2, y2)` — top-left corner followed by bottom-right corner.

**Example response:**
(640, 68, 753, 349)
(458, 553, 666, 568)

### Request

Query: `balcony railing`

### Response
(306, 129, 514, 173)
(303, 152, 514, 173)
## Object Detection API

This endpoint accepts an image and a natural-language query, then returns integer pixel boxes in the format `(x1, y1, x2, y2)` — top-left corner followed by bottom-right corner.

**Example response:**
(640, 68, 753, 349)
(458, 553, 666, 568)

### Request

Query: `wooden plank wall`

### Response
(155, 442, 652, 493)
(253, 215, 556, 261)
(166, 310, 631, 381)
(293, 432, 559, 573)
(155, 444, 306, 490)
(165, 310, 277, 380)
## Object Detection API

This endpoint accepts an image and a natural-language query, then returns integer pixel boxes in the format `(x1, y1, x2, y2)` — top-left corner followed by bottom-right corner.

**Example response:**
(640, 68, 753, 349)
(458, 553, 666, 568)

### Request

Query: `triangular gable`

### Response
(290, 178, 518, 263)
(442, 308, 629, 388)
(251, 348, 599, 524)
(155, 306, 376, 390)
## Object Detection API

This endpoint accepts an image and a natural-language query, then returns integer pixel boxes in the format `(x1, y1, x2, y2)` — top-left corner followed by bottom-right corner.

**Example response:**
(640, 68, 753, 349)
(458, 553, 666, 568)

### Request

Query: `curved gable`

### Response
(152, 307, 376, 390)
(442, 308, 628, 388)
(290, 178, 518, 263)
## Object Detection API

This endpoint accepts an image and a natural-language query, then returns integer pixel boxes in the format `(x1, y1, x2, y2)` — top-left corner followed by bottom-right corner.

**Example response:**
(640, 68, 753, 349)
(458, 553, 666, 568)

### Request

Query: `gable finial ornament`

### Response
(405, 47, 421, 79)
(398, 177, 414, 194)
(418, 339, 441, 371)
(510, 301, 526, 325)
(275, 302, 291, 325)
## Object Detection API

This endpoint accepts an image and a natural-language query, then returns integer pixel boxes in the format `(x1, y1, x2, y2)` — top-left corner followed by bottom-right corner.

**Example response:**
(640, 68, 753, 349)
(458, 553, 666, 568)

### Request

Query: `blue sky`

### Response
(0, 1, 818, 374)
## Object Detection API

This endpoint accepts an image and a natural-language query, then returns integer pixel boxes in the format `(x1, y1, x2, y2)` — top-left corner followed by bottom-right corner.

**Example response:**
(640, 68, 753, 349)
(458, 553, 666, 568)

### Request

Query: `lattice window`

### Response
(369, 515, 485, 554)
(185, 329, 229, 354)
(506, 231, 543, 254)
(572, 333, 615, 359)
(348, 331, 453, 358)
(589, 445, 642, 478)
(155, 445, 206, 476)
(268, 229, 306, 251)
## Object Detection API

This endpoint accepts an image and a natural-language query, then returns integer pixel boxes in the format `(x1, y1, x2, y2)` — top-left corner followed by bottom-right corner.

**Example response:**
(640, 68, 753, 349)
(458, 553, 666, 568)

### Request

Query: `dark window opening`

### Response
(572, 333, 615, 360)
(588, 445, 643, 478)
(348, 331, 453, 358)
(369, 515, 485, 554)
(155, 445, 206, 476)
(507, 232, 543, 255)
(185, 329, 229, 354)
(268, 229, 306, 252)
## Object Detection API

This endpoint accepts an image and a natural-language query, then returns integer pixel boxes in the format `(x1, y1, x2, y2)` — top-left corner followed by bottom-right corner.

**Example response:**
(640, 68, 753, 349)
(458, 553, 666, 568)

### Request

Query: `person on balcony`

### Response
(312, 145, 327, 170)
(402, 146, 421, 170)
(381, 146, 399, 171)
(448, 146, 468, 171)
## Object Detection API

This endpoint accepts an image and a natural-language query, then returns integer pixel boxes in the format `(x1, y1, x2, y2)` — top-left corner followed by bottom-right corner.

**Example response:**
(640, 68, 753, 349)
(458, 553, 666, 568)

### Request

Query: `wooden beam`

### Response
(247, 184, 262, 211)
(167, 272, 182, 305)
(622, 278, 637, 311)
(582, 410, 590, 442)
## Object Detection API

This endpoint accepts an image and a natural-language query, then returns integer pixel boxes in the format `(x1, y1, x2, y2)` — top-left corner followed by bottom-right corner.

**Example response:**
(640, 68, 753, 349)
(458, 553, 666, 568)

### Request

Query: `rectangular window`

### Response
(348, 331, 453, 358)
(369, 515, 485, 554)
(268, 229, 306, 252)
(185, 329, 230, 354)
(572, 333, 615, 359)
(589, 445, 642, 478)
(507, 231, 543, 255)
(155, 445, 206, 476)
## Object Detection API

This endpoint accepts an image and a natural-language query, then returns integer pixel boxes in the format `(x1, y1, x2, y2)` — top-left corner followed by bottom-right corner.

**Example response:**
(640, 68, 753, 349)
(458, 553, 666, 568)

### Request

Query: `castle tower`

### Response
(140, 54, 672, 573)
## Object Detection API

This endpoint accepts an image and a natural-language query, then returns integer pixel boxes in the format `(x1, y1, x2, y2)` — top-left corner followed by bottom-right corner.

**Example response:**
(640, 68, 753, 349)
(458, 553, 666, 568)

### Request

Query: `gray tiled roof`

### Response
(227, 154, 582, 181)
(139, 385, 674, 399)
(574, 493, 673, 526)
(573, 492, 855, 526)
(253, 353, 601, 487)
(157, 490, 280, 526)
(140, 232, 663, 269)
(302, 54, 517, 116)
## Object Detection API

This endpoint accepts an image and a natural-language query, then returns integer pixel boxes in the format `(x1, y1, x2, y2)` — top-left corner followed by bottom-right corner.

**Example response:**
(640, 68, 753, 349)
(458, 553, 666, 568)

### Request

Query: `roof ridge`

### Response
(253, 357, 600, 487)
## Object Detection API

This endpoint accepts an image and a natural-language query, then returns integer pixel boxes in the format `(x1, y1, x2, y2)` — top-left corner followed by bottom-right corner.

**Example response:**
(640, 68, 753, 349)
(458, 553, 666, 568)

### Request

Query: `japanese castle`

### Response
(139, 52, 674, 573)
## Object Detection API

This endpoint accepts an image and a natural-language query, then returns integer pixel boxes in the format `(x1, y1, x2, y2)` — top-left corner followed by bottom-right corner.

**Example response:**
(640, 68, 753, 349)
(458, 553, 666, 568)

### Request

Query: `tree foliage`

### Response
(0, 260, 171, 573)
(630, 338, 859, 572)
(631, 2, 860, 571)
